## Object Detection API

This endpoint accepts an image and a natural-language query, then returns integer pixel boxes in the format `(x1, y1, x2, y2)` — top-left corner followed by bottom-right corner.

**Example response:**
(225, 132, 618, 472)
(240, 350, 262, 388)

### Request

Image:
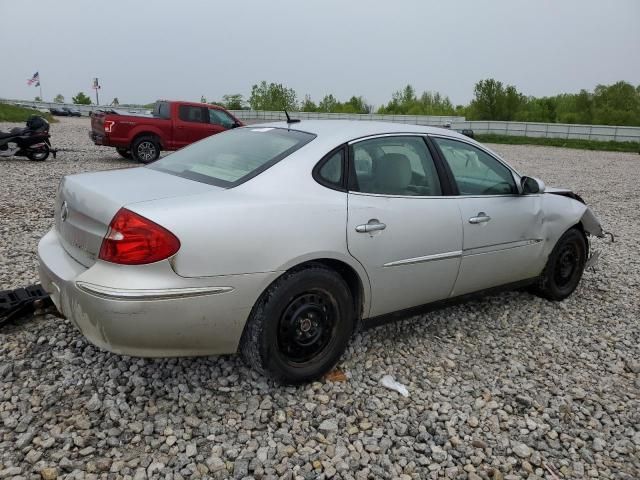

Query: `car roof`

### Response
(248, 120, 472, 146)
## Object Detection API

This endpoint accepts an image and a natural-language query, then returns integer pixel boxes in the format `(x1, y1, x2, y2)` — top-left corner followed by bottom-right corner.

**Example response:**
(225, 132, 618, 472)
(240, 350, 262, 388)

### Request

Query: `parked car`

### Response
(49, 106, 68, 116)
(63, 107, 82, 117)
(89, 100, 243, 162)
(38, 120, 608, 383)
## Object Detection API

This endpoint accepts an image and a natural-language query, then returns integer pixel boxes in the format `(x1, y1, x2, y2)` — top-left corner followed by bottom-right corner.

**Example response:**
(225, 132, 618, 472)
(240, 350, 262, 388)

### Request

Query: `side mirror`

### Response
(521, 176, 545, 194)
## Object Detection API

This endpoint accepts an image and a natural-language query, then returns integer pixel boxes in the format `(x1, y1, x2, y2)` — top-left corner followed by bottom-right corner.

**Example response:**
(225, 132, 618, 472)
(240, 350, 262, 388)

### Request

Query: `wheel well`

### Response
(287, 259, 365, 330)
(573, 222, 589, 257)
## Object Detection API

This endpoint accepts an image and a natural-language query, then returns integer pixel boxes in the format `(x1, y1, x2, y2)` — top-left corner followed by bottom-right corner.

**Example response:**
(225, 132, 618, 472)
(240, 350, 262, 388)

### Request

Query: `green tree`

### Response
(34, 96, 42, 102)
(249, 81, 297, 111)
(469, 79, 505, 120)
(72, 92, 92, 105)
(300, 95, 318, 112)
(222, 94, 245, 110)
(318, 94, 339, 112)
(503, 85, 525, 121)
(53, 94, 65, 103)
(574, 90, 593, 124)
(342, 96, 370, 113)
(377, 85, 455, 116)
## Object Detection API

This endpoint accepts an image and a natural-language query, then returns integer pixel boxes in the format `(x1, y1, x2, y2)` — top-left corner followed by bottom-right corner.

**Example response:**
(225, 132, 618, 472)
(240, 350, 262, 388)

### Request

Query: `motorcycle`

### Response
(0, 115, 56, 161)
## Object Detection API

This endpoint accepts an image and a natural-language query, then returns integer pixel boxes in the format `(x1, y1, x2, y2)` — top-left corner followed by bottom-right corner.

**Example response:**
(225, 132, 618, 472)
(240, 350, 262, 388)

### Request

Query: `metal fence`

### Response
(2, 98, 639, 143)
(229, 109, 464, 127)
(451, 120, 640, 143)
(0, 99, 149, 116)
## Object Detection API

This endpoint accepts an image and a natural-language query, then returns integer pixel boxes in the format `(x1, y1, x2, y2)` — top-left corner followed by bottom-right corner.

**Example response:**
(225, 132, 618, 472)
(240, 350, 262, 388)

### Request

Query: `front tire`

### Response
(533, 228, 587, 301)
(240, 266, 354, 384)
(131, 136, 160, 163)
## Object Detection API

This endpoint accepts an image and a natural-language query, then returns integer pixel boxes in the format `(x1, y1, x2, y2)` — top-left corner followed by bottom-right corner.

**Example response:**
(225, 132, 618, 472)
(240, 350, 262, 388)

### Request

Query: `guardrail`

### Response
(451, 120, 640, 143)
(229, 109, 464, 126)
(2, 98, 639, 142)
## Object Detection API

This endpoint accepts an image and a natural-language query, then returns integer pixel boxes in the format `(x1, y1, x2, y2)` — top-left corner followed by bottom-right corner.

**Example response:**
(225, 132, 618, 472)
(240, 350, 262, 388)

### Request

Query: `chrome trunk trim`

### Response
(76, 282, 234, 301)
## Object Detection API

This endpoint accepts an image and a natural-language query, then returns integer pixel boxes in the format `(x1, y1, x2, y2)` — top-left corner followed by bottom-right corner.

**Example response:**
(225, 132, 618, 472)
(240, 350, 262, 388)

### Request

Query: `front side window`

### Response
(350, 136, 442, 196)
(149, 127, 316, 187)
(209, 109, 235, 128)
(433, 137, 517, 195)
(178, 105, 206, 123)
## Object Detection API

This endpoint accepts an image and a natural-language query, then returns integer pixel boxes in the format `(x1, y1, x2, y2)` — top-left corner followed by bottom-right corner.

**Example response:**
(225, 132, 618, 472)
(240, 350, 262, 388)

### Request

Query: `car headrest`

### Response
(376, 153, 412, 194)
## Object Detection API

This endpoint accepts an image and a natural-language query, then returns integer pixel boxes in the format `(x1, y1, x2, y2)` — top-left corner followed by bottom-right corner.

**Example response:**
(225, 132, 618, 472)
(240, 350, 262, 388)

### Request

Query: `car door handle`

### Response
(355, 220, 387, 233)
(469, 212, 491, 224)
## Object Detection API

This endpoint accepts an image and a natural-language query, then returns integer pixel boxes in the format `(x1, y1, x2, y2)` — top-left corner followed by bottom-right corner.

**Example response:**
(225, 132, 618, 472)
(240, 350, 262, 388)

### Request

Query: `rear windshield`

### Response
(149, 127, 316, 187)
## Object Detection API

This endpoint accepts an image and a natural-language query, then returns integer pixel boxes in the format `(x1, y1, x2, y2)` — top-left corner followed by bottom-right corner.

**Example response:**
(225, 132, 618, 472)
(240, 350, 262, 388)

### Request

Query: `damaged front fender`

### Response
(581, 207, 606, 238)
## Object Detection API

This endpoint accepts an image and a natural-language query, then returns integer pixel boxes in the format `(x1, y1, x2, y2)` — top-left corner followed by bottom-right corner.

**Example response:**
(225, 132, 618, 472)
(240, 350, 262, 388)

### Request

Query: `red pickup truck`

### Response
(90, 100, 243, 163)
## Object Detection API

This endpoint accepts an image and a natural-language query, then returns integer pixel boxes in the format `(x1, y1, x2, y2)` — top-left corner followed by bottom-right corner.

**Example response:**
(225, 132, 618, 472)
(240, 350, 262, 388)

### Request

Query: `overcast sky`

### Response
(1, 0, 638, 107)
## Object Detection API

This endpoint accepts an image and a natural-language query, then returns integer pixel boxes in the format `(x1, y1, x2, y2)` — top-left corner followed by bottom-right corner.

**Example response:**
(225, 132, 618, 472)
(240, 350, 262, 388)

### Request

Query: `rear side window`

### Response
(149, 127, 316, 187)
(350, 136, 442, 196)
(178, 105, 206, 123)
(209, 109, 235, 128)
(315, 149, 345, 189)
(155, 102, 171, 119)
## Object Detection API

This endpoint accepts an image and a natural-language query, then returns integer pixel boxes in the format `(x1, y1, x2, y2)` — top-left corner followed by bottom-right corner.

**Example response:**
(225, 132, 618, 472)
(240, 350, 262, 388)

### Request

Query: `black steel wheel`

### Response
(240, 265, 354, 384)
(533, 228, 587, 301)
(278, 291, 338, 365)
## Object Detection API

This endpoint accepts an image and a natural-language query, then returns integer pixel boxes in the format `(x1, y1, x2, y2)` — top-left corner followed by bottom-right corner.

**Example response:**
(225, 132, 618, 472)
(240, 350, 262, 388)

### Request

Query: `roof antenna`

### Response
(284, 109, 300, 124)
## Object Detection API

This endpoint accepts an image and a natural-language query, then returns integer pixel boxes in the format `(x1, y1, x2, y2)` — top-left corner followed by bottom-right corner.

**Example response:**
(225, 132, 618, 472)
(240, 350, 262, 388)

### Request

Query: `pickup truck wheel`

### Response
(116, 147, 132, 159)
(131, 136, 160, 163)
(240, 266, 354, 384)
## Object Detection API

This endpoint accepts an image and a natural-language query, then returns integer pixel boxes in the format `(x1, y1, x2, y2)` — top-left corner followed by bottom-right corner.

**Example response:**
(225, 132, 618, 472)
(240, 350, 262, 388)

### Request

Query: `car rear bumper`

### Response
(38, 228, 277, 357)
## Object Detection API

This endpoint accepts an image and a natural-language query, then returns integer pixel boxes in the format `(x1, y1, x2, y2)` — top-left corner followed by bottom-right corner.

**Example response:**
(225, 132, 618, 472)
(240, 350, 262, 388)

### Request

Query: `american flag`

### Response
(27, 72, 39, 86)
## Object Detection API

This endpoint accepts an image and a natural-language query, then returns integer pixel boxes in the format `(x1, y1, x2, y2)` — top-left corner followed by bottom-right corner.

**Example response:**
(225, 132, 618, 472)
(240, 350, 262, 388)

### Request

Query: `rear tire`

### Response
(131, 136, 160, 163)
(240, 266, 354, 384)
(533, 228, 587, 301)
(27, 144, 49, 161)
(116, 147, 132, 159)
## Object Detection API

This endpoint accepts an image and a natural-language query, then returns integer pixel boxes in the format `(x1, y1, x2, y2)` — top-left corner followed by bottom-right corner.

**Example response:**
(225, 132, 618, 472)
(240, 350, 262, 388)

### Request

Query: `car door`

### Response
(431, 136, 545, 296)
(174, 105, 211, 147)
(346, 135, 463, 318)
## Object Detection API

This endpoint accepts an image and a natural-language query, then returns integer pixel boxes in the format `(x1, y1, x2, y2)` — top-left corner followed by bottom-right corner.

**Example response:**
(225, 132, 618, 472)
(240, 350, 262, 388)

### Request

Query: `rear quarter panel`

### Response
(128, 142, 372, 313)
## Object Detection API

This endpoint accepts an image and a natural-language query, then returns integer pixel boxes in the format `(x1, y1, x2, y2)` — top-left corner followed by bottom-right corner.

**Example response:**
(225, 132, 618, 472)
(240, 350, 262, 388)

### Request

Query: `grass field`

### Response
(475, 133, 640, 153)
(0, 103, 54, 123)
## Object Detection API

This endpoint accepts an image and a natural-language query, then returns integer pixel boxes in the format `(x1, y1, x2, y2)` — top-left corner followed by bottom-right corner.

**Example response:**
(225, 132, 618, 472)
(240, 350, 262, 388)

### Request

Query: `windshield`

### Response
(148, 127, 316, 187)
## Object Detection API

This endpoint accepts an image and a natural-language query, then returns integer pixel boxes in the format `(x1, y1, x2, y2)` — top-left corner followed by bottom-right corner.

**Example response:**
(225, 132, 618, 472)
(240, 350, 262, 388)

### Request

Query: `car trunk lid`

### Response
(55, 167, 218, 267)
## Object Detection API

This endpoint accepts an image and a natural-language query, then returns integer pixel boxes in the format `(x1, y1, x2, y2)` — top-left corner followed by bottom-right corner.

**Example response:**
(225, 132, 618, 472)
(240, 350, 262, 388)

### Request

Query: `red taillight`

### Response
(104, 120, 115, 133)
(98, 208, 180, 265)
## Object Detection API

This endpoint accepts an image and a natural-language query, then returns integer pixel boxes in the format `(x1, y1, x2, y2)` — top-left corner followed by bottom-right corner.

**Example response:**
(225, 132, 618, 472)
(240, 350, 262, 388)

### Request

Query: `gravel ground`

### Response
(0, 117, 638, 480)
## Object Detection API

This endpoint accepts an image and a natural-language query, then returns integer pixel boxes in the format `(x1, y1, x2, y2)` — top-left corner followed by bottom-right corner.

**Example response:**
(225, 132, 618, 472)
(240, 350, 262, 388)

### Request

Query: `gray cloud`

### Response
(1, 0, 638, 107)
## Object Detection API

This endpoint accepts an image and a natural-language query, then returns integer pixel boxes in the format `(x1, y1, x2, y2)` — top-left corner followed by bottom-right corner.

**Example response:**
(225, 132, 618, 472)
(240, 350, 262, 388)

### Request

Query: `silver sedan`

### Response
(38, 120, 606, 383)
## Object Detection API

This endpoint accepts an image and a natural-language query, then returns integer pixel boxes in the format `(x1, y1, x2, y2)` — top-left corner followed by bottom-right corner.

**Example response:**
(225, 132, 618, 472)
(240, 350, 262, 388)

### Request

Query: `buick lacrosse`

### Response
(38, 120, 607, 383)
